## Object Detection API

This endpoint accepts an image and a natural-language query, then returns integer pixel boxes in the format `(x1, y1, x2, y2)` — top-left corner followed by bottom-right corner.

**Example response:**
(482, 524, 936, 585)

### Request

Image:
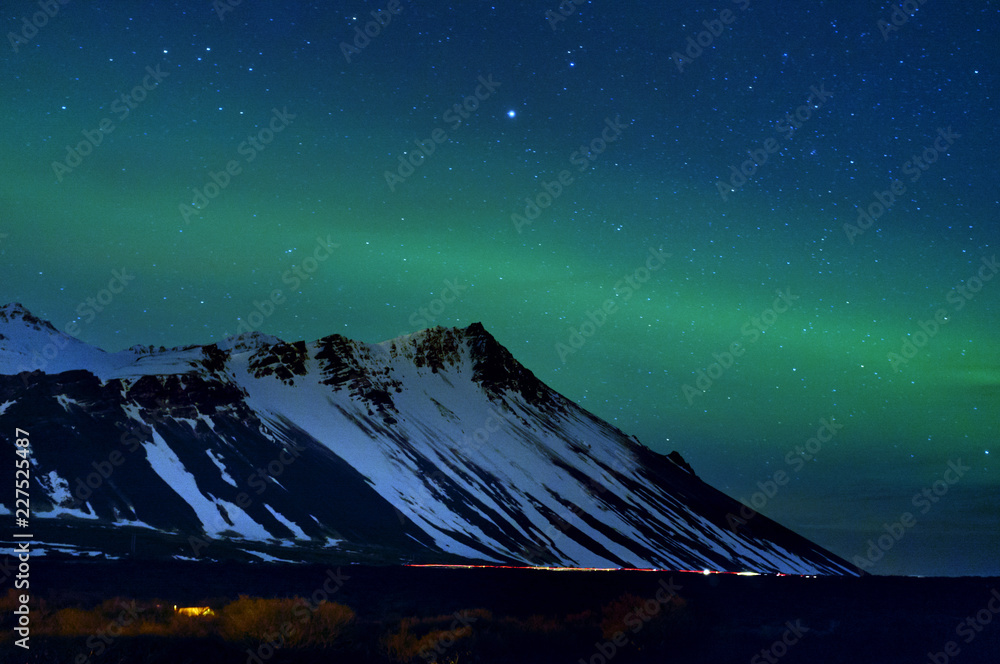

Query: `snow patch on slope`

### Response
(144, 428, 270, 540)
(206, 449, 238, 487)
(264, 505, 309, 540)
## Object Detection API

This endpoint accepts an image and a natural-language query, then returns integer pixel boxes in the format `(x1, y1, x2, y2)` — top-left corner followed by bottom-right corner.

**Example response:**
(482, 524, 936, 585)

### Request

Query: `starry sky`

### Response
(2, 1, 997, 576)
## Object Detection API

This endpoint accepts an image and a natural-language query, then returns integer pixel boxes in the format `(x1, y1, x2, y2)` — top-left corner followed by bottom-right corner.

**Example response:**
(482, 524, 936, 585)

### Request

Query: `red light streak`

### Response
(403, 564, 785, 576)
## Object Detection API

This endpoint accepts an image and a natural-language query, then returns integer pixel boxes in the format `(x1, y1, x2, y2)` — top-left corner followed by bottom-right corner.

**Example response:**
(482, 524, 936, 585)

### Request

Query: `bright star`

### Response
(507, 110, 516, 119)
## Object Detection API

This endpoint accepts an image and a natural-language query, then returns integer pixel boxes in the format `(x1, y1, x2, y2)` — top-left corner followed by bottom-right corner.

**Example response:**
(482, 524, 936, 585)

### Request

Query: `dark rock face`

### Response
(315, 334, 401, 421)
(666, 450, 696, 475)
(248, 340, 309, 382)
(464, 322, 552, 406)
(409, 326, 462, 373)
(201, 343, 229, 373)
(0, 369, 435, 561)
(127, 373, 250, 419)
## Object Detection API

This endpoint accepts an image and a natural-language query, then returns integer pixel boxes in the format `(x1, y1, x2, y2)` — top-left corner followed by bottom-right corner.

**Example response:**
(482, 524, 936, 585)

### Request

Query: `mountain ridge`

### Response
(0, 303, 859, 575)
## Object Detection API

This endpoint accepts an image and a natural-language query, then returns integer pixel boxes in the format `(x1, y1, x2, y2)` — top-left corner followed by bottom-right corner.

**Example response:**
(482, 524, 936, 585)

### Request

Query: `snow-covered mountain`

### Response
(0, 302, 858, 574)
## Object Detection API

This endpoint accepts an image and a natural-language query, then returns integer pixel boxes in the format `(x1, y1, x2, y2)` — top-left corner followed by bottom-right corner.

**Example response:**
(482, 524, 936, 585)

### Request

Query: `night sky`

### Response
(2, 1, 997, 576)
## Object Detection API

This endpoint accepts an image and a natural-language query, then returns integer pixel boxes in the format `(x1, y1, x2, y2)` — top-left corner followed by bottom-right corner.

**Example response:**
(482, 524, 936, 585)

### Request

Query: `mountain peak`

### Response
(464, 321, 491, 338)
(464, 324, 552, 406)
(218, 330, 285, 353)
(0, 307, 858, 574)
(0, 302, 115, 378)
(382, 323, 550, 404)
(0, 302, 60, 335)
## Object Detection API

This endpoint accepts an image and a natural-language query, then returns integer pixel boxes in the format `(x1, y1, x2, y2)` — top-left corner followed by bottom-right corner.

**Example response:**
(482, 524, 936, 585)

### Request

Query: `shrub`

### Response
(381, 610, 490, 663)
(219, 595, 354, 648)
(219, 595, 298, 644)
(295, 600, 355, 647)
(47, 607, 109, 636)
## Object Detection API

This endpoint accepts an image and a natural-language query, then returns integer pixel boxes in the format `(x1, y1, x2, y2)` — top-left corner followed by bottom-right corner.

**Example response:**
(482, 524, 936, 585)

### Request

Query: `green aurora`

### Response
(1, 1, 997, 575)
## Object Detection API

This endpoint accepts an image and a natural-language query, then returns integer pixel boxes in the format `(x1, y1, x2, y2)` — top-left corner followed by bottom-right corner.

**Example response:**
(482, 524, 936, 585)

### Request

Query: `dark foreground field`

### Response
(3, 559, 999, 663)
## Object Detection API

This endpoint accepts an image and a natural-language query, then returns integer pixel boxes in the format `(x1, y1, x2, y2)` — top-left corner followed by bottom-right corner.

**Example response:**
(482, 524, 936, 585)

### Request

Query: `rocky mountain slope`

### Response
(0, 303, 858, 574)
